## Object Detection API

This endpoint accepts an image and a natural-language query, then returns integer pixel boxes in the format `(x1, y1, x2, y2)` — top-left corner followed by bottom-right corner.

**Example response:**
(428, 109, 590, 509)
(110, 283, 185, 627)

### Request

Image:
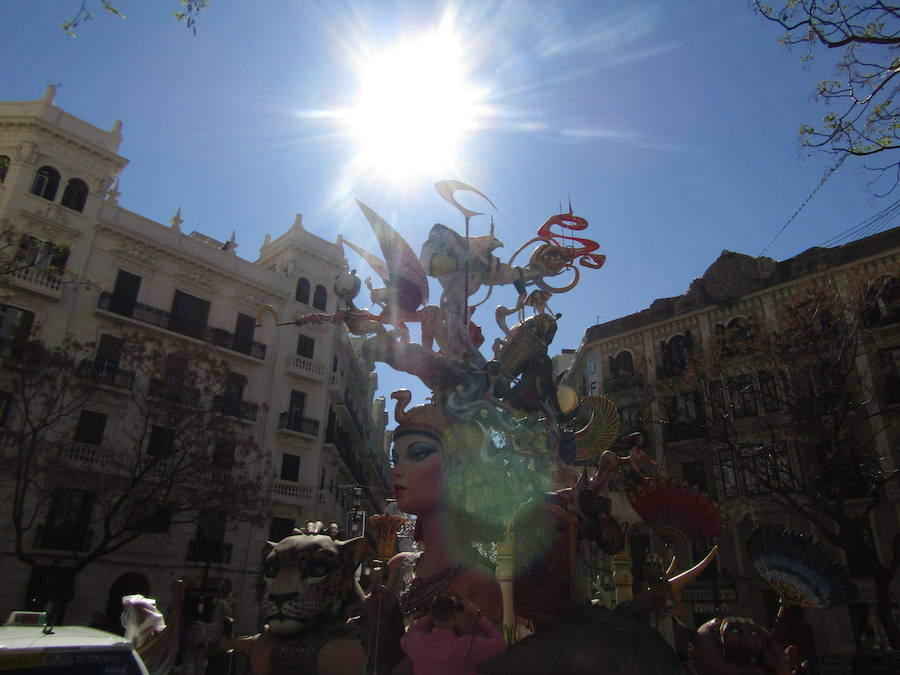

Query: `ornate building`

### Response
(565, 227, 900, 662)
(0, 87, 389, 630)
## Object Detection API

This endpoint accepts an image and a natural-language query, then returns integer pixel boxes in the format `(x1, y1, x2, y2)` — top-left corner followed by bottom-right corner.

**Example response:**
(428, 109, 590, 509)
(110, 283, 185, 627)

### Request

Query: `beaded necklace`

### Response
(399, 555, 467, 620)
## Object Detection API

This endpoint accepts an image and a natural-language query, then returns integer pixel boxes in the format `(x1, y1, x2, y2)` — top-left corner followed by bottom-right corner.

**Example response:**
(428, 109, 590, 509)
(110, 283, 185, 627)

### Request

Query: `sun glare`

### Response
(348, 24, 485, 180)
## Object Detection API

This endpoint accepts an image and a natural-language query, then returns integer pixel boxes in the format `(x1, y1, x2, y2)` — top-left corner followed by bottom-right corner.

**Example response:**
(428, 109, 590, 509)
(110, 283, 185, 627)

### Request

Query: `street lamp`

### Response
(345, 485, 366, 538)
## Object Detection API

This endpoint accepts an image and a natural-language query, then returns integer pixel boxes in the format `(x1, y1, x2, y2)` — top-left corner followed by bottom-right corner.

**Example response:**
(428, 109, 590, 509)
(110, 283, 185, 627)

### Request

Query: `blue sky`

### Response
(6, 1, 895, 404)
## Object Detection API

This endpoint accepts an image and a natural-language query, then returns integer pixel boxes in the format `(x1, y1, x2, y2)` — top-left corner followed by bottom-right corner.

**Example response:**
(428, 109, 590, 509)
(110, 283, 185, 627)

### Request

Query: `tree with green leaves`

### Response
(0, 332, 270, 622)
(61, 0, 209, 36)
(753, 2, 900, 194)
(654, 269, 900, 648)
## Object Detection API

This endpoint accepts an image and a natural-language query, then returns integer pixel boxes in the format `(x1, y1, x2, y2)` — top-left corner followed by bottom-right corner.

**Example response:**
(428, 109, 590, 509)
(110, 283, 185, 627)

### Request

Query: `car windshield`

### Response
(0, 649, 144, 675)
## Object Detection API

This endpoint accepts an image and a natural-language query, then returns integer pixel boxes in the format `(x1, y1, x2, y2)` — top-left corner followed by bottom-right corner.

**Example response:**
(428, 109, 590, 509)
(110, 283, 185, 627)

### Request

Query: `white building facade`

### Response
(0, 87, 389, 632)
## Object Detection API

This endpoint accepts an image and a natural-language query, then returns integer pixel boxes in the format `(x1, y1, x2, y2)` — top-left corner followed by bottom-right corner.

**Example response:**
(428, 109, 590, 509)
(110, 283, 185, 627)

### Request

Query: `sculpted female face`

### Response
(390, 432, 445, 514)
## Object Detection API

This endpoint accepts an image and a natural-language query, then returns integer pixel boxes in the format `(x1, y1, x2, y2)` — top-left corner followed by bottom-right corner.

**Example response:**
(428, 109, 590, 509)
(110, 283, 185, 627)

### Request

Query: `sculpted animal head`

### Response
(693, 615, 782, 673)
(261, 533, 369, 636)
(719, 616, 768, 665)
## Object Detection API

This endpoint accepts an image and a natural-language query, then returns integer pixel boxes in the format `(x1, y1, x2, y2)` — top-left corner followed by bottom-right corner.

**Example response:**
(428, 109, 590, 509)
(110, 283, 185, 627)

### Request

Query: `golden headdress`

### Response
(391, 390, 484, 464)
(391, 389, 540, 542)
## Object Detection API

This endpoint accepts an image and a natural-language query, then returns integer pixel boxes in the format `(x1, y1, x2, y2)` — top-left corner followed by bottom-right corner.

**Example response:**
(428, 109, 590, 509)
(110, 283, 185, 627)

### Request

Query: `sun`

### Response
(347, 23, 485, 180)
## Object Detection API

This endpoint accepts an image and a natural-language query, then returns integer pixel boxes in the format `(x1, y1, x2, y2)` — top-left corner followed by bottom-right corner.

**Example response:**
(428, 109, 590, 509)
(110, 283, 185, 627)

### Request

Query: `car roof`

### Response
(0, 625, 134, 651)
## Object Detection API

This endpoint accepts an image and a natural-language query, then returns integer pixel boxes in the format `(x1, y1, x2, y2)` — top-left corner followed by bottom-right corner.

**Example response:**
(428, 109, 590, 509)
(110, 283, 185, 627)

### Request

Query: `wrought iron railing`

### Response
(278, 412, 320, 436)
(98, 292, 266, 360)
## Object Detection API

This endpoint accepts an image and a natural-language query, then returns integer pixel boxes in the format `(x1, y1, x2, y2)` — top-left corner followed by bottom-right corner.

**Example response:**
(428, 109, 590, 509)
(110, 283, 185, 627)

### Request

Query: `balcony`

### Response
(6, 266, 63, 299)
(286, 354, 327, 381)
(655, 364, 686, 380)
(149, 378, 200, 405)
(603, 372, 643, 394)
(341, 397, 369, 442)
(97, 292, 267, 360)
(209, 327, 267, 360)
(271, 479, 323, 506)
(34, 525, 92, 551)
(278, 411, 320, 437)
(326, 426, 366, 486)
(212, 395, 259, 422)
(78, 359, 135, 390)
(186, 539, 233, 564)
(662, 420, 706, 443)
(65, 442, 118, 470)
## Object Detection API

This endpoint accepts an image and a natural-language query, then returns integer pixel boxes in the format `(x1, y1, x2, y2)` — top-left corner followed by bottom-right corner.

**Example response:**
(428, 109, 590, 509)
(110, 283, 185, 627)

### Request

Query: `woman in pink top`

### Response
(401, 595, 505, 675)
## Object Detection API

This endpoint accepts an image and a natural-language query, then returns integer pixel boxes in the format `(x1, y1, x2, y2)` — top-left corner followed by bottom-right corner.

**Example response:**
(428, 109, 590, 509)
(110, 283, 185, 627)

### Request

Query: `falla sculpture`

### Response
(239, 182, 724, 674)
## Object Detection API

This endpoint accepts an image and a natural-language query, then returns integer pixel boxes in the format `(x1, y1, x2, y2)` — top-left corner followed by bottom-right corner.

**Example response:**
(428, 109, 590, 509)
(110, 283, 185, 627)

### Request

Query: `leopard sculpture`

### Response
(262, 533, 367, 636)
(235, 533, 369, 675)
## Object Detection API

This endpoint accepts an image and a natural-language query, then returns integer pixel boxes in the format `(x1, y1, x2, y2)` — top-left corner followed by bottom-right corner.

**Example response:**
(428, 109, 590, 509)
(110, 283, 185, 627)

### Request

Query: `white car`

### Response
(0, 623, 149, 675)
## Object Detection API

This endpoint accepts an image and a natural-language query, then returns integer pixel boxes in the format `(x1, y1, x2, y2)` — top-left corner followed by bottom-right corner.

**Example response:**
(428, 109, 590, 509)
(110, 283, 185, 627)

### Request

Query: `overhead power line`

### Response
(818, 197, 900, 248)
(758, 154, 847, 257)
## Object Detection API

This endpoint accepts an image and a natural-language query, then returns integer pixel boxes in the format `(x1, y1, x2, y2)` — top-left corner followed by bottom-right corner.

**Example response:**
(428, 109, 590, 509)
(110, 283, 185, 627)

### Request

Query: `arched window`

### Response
(0, 155, 9, 184)
(716, 317, 753, 357)
(661, 332, 691, 374)
(864, 275, 900, 327)
(612, 350, 634, 375)
(61, 178, 89, 212)
(313, 284, 327, 311)
(296, 277, 310, 304)
(30, 166, 60, 201)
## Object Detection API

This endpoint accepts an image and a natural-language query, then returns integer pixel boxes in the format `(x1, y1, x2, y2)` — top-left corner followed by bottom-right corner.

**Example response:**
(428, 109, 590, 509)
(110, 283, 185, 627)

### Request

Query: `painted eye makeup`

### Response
(406, 441, 439, 462)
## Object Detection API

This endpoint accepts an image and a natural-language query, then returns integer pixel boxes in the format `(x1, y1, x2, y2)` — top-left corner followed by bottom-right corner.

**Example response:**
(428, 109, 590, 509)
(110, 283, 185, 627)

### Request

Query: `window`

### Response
(758, 371, 781, 413)
(110, 269, 142, 316)
(197, 509, 226, 542)
(233, 313, 256, 354)
(296, 277, 310, 304)
(169, 290, 210, 339)
(297, 334, 315, 359)
(30, 166, 60, 201)
(682, 460, 708, 493)
(881, 346, 900, 405)
(619, 405, 644, 436)
(213, 441, 235, 469)
(188, 509, 229, 563)
(708, 381, 726, 419)
(223, 373, 246, 401)
(718, 444, 796, 498)
(668, 334, 691, 371)
(41, 488, 94, 550)
(280, 453, 300, 482)
(0, 155, 9, 183)
(289, 390, 306, 417)
(610, 350, 634, 376)
(728, 374, 757, 418)
(269, 517, 296, 543)
(659, 332, 692, 376)
(94, 334, 124, 379)
(313, 284, 327, 311)
(663, 391, 704, 442)
(148, 425, 175, 458)
(864, 276, 900, 327)
(74, 410, 107, 445)
(0, 305, 35, 356)
(128, 502, 172, 533)
(60, 178, 89, 212)
(0, 391, 10, 427)
(716, 317, 753, 357)
(16, 236, 68, 274)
